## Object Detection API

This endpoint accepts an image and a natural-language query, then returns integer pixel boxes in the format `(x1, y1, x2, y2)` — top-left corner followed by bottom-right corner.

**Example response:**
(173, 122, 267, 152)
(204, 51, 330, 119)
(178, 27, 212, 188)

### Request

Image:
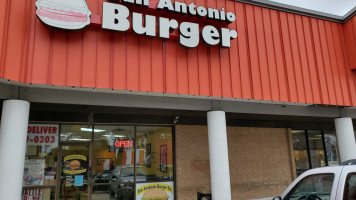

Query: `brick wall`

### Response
(175, 125, 295, 200)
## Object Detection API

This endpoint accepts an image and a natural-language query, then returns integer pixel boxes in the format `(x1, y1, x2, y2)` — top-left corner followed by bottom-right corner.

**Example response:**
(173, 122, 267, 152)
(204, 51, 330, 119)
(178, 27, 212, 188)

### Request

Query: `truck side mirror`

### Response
(273, 197, 282, 200)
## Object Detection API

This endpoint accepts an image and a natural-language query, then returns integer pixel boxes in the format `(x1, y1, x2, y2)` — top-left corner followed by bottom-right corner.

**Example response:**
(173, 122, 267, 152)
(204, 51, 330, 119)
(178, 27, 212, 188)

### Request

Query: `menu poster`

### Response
(23, 159, 45, 186)
(22, 188, 43, 200)
(136, 182, 174, 200)
(65, 176, 74, 187)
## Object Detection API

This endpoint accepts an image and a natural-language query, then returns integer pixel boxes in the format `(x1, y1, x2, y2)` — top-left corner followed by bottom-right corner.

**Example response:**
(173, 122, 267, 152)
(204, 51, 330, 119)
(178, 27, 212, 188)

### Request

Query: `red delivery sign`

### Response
(27, 124, 59, 146)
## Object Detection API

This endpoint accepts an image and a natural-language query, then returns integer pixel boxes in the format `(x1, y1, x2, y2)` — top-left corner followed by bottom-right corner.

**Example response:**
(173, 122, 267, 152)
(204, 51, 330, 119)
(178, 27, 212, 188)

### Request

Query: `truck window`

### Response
(343, 173, 356, 200)
(284, 174, 334, 200)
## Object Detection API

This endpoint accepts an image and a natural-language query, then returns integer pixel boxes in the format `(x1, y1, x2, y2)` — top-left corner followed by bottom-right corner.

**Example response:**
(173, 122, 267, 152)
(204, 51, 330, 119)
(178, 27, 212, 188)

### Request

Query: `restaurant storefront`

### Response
(22, 123, 174, 200)
(2, 0, 356, 200)
(0, 98, 353, 200)
(17, 113, 345, 200)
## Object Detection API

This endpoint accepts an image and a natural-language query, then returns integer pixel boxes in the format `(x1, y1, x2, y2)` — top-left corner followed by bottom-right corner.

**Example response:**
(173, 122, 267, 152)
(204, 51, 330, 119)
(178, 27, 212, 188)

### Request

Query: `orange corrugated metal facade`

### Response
(1, 0, 356, 106)
(343, 16, 356, 71)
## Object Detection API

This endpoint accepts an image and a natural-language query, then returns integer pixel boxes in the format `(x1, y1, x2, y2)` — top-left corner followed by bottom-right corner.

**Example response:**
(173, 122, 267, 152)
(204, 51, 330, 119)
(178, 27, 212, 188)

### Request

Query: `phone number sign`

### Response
(27, 124, 59, 146)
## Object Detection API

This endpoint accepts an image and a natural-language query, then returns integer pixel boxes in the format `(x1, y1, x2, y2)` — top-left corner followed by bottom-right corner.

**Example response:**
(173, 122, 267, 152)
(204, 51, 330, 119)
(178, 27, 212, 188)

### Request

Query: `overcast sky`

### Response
(267, 0, 356, 16)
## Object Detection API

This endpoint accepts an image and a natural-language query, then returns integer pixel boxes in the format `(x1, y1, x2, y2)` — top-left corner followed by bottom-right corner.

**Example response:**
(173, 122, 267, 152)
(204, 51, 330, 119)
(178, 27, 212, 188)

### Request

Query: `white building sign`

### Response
(35, 0, 237, 48)
(102, 1, 237, 48)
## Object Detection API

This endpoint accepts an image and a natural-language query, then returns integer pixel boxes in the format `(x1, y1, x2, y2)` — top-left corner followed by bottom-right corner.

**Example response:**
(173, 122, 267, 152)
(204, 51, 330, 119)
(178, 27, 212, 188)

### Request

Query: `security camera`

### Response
(173, 116, 179, 124)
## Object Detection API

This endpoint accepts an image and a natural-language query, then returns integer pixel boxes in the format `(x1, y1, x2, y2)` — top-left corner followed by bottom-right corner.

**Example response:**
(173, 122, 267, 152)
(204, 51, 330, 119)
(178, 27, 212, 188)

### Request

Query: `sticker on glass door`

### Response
(136, 182, 174, 200)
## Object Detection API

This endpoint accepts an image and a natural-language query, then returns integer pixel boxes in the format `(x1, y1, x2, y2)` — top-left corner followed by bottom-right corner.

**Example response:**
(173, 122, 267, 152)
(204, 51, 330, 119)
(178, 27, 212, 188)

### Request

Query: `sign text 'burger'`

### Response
(102, 0, 237, 48)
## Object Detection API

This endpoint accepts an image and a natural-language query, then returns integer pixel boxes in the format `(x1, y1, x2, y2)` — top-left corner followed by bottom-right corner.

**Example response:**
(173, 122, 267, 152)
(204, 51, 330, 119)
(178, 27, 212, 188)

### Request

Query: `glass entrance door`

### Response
(58, 143, 92, 200)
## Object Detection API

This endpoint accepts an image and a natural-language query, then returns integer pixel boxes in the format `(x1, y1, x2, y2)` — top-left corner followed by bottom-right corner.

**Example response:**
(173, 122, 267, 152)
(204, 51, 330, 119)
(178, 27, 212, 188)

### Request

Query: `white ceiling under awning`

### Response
(249, 0, 356, 20)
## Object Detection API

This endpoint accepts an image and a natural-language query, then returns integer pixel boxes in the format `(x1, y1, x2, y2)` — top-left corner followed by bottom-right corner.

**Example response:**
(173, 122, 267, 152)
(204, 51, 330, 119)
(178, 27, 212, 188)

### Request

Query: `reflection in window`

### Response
(344, 173, 356, 200)
(93, 126, 135, 200)
(292, 130, 310, 176)
(59, 145, 89, 200)
(284, 174, 334, 200)
(136, 127, 174, 182)
(308, 130, 326, 168)
(60, 125, 92, 142)
(292, 129, 340, 176)
(24, 145, 59, 187)
(324, 131, 340, 166)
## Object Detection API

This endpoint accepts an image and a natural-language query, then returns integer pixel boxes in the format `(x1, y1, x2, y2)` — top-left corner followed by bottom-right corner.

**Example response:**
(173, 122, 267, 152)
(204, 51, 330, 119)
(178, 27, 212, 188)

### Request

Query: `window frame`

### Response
(292, 129, 338, 174)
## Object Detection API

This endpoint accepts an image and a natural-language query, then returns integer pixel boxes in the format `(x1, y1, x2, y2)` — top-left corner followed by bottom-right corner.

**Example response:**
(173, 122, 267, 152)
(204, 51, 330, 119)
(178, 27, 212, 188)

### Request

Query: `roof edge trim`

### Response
(343, 6, 356, 23)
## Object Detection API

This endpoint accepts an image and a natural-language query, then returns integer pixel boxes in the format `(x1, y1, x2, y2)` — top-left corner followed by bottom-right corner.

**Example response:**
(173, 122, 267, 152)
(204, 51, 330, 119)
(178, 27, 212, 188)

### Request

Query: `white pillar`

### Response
(334, 117, 356, 162)
(0, 100, 30, 200)
(207, 111, 231, 200)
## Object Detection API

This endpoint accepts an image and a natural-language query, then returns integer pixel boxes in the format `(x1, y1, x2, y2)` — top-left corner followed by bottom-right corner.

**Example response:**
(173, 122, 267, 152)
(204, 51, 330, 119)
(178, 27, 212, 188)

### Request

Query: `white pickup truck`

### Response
(252, 160, 356, 200)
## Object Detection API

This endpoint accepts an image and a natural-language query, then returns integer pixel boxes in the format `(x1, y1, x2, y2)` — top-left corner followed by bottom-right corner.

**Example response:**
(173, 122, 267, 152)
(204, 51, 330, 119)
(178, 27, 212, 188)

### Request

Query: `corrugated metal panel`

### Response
(344, 16, 356, 70)
(1, 0, 356, 107)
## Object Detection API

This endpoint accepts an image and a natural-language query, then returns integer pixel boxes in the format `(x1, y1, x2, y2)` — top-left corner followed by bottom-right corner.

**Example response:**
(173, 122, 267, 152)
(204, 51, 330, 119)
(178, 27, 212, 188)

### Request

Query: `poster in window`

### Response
(136, 182, 174, 200)
(74, 175, 84, 187)
(97, 158, 111, 165)
(145, 144, 151, 168)
(63, 155, 88, 175)
(26, 146, 38, 156)
(22, 188, 43, 200)
(23, 159, 45, 186)
(324, 134, 339, 166)
(160, 145, 167, 172)
(27, 124, 59, 146)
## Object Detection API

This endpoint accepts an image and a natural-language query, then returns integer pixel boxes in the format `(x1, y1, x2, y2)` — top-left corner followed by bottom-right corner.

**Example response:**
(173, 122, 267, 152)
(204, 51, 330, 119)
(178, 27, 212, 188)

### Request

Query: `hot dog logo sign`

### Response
(36, 0, 91, 30)
(35, 0, 237, 48)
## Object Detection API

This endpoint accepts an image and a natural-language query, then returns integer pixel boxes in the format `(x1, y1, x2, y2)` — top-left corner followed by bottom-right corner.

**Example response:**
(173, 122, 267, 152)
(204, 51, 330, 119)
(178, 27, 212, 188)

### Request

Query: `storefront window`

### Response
(292, 130, 310, 176)
(23, 124, 60, 200)
(292, 129, 340, 176)
(60, 125, 92, 142)
(308, 130, 326, 168)
(324, 131, 340, 166)
(91, 125, 174, 200)
(93, 125, 135, 200)
(59, 145, 89, 200)
(22, 124, 175, 200)
(136, 126, 174, 182)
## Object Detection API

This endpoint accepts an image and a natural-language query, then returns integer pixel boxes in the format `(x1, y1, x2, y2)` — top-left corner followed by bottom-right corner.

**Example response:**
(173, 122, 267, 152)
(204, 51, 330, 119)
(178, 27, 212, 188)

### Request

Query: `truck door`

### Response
(335, 166, 356, 200)
(280, 167, 342, 200)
